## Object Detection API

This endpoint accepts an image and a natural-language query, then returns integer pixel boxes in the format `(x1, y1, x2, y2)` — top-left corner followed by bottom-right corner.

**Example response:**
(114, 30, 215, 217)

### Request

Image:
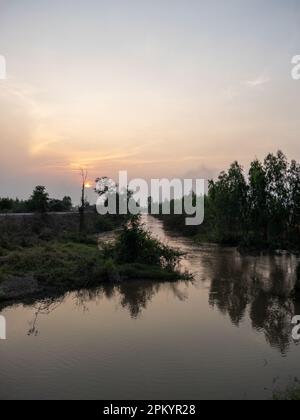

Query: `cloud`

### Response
(244, 75, 270, 87)
(223, 74, 270, 102)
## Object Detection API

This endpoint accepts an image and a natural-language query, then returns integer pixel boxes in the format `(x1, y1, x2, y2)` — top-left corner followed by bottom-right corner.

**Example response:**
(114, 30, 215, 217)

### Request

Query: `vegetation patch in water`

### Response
(0, 215, 186, 302)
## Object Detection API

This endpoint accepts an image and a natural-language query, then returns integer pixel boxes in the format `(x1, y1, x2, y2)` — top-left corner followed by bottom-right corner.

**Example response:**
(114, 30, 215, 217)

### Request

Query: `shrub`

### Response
(114, 216, 183, 270)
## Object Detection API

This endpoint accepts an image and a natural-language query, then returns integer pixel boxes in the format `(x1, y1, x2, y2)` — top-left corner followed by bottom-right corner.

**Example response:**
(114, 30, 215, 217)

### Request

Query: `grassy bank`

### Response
(0, 215, 186, 304)
(0, 212, 126, 251)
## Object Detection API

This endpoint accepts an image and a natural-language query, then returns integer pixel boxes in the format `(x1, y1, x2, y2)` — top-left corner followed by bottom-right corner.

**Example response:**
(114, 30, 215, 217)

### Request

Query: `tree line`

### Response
(0, 186, 73, 213)
(158, 151, 300, 251)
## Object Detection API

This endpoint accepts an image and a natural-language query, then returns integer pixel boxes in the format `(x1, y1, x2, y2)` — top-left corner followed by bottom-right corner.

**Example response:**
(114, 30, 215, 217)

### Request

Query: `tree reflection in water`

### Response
(207, 249, 300, 355)
(27, 297, 65, 336)
(74, 280, 189, 319)
(21, 244, 299, 357)
(23, 280, 188, 337)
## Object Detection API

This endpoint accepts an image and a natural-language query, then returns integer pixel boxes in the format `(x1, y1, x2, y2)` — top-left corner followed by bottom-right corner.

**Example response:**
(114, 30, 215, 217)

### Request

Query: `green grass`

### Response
(0, 241, 105, 289)
(0, 241, 186, 302)
(0, 242, 183, 283)
(0, 215, 189, 303)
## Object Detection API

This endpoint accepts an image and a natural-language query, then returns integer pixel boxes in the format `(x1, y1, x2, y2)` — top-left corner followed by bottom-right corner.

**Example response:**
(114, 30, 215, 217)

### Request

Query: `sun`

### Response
(84, 182, 92, 189)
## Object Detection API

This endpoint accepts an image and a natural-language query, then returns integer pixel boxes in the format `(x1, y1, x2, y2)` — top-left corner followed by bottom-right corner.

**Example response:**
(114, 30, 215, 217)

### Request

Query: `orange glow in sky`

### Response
(0, 1, 300, 202)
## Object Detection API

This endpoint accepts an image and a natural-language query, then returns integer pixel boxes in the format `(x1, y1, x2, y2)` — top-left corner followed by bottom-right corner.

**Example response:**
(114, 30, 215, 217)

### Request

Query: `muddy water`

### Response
(0, 216, 299, 400)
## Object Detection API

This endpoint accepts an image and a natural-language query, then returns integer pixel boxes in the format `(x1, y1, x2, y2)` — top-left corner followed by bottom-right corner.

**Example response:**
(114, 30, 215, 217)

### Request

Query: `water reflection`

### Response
(27, 298, 65, 336)
(74, 280, 189, 319)
(18, 246, 299, 356)
(2, 217, 299, 359)
(206, 249, 300, 354)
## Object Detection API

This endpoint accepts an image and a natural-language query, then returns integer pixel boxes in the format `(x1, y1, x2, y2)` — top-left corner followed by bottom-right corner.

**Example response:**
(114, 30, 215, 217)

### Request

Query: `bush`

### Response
(100, 258, 120, 282)
(113, 216, 183, 271)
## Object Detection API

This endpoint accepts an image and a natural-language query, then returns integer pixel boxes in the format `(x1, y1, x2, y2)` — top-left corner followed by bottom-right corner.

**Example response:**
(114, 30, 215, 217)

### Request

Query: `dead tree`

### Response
(79, 169, 88, 233)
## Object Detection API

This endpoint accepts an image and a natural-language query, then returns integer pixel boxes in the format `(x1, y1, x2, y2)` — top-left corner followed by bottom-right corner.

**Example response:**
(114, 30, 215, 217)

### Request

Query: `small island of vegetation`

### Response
(0, 186, 185, 305)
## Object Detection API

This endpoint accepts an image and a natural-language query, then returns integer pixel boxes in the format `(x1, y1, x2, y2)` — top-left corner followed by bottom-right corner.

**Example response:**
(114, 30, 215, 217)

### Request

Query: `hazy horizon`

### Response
(1, 0, 300, 203)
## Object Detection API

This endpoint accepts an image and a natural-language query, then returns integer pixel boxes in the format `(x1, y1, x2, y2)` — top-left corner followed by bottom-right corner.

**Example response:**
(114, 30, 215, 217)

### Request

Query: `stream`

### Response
(0, 216, 299, 400)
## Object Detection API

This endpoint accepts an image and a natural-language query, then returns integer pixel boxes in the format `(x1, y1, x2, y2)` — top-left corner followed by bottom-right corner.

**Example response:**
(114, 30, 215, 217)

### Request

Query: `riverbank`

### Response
(155, 214, 300, 255)
(0, 214, 186, 307)
(0, 211, 127, 250)
(0, 240, 182, 305)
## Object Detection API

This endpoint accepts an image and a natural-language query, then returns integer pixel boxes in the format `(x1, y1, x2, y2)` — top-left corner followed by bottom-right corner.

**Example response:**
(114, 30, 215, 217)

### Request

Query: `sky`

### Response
(0, 0, 300, 203)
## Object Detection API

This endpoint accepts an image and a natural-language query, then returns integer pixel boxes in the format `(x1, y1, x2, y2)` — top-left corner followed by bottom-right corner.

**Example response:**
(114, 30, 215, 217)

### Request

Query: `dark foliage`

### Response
(105, 215, 183, 271)
(158, 151, 300, 251)
(0, 187, 73, 214)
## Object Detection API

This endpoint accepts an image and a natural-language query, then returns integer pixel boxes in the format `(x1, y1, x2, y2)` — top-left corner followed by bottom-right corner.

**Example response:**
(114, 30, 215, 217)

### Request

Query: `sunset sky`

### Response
(0, 0, 300, 203)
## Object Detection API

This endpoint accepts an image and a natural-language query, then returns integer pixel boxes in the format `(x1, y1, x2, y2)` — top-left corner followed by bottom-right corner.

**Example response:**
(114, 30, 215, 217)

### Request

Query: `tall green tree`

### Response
(0, 198, 13, 212)
(28, 186, 49, 213)
(208, 162, 247, 243)
(248, 159, 268, 242)
(288, 160, 300, 243)
(264, 151, 289, 243)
